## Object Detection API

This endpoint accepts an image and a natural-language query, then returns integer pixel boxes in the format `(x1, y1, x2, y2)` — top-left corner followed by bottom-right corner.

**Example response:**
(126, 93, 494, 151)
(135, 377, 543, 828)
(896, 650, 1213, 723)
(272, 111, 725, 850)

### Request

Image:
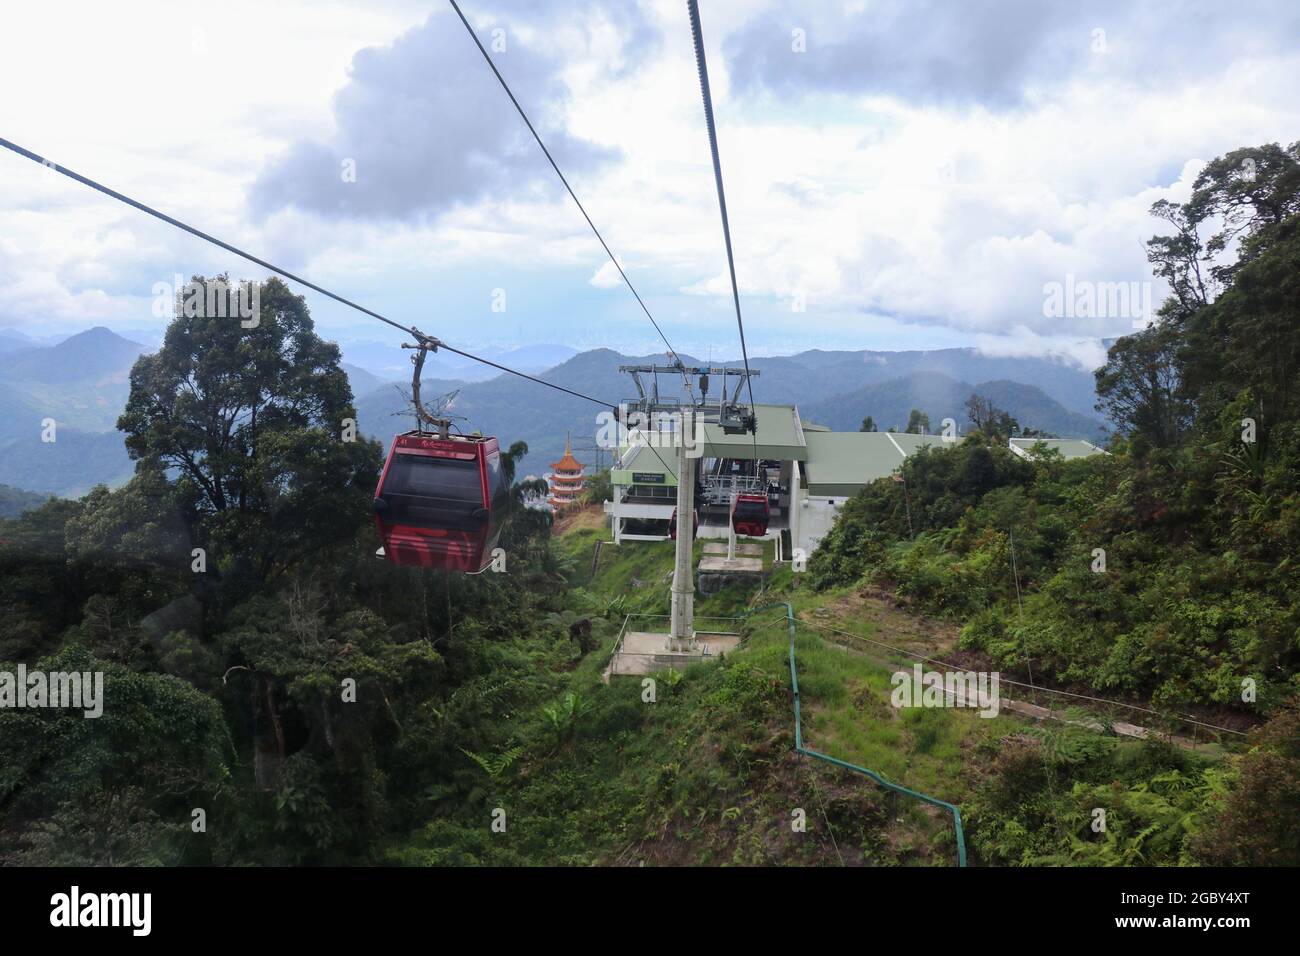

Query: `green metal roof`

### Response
(700, 403, 809, 460)
(886, 432, 948, 455)
(801, 432, 939, 496)
(606, 404, 1104, 494)
(1009, 438, 1106, 460)
(611, 404, 808, 485)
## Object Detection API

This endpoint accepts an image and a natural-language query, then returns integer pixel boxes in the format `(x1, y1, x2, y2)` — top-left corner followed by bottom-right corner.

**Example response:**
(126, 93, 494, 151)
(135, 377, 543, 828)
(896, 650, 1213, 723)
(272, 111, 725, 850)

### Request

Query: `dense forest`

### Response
(1, 141, 1298, 866)
(0, 277, 571, 864)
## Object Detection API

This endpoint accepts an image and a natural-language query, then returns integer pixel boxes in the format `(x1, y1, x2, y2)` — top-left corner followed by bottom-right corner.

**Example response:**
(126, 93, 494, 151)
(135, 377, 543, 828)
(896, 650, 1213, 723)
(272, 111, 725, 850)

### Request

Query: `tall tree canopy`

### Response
(965, 394, 1018, 439)
(117, 276, 380, 574)
(1100, 141, 1300, 448)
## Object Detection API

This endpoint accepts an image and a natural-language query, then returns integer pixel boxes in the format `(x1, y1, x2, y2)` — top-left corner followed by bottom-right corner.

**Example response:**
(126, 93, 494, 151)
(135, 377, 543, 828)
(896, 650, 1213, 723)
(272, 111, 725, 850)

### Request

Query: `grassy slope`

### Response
(561, 506, 1011, 832)
(395, 505, 1194, 866)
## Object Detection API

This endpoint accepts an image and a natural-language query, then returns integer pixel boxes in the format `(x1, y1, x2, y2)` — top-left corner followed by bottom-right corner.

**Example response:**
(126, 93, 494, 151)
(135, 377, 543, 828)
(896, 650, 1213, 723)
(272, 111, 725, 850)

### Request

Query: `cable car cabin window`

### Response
(486, 453, 507, 506)
(383, 454, 486, 531)
(735, 499, 767, 519)
(484, 452, 509, 540)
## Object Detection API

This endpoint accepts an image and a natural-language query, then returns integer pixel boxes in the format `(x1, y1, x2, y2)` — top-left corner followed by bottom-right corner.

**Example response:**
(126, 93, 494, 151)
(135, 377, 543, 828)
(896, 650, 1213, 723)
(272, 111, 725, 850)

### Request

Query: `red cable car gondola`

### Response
(372, 336, 512, 572)
(374, 431, 509, 571)
(668, 507, 698, 540)
(731, 492, 770, 537)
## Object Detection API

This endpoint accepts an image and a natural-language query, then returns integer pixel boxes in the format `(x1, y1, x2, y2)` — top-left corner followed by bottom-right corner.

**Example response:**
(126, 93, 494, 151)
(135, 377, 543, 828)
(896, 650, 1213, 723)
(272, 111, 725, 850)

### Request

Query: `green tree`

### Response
(0, 484, 49, 519)
(1188, 704, 1300, 865)
(1180, 216, 1300, 431)
(1184, 142, 1300, 286)
(117, 276, 381, 575)
(860, 415, 877, 432)
(0, 645, 232, 865)
(965, 394, 1019, 440)
(65, 467, 191, 568)
(1094, 324, 1190, 450)
(905, 408, 931, 434)
(582, 468, 612, 505)
(1142, 143, 1298, 320)
(1144, 198, 1215, 320)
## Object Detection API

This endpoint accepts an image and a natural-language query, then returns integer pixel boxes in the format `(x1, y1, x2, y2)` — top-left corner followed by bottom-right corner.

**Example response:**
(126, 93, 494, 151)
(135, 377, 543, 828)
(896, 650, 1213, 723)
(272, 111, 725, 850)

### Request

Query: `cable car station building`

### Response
(603, 405, 1104, 560)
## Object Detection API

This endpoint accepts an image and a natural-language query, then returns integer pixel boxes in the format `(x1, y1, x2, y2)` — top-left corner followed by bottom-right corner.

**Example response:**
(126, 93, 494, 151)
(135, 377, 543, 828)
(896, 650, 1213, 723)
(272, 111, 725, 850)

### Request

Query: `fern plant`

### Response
(459, 745, 524, 779)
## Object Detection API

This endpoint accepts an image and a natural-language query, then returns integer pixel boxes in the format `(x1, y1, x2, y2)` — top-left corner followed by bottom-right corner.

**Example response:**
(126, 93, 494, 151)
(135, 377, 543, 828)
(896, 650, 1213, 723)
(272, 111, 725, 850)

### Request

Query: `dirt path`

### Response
(552, 503, 604, 536)
(803, 583, 962, 659)
(797, 583, 1233, 756)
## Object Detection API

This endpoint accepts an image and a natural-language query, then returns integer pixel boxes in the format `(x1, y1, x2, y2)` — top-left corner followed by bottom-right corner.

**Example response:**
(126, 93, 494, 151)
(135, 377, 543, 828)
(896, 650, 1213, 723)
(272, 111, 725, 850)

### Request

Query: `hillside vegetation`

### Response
(1, 142, 1297, 867)
(0, 483, 50, 518)
(807, 142, 1300, 863)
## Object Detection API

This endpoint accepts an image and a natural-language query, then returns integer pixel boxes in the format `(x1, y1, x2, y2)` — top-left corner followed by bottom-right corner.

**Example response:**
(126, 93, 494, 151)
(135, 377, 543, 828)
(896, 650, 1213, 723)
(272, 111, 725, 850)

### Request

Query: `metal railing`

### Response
(742, 603, 968, 866)
(795, 617, 1250, 749)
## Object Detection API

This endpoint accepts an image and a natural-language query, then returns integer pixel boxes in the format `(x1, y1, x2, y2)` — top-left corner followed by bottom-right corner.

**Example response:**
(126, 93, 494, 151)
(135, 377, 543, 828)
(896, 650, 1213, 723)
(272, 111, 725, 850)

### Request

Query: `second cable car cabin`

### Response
(731, 493, 770, 537)
(668, 507, 698, 540)
(373, 431, 509, 571)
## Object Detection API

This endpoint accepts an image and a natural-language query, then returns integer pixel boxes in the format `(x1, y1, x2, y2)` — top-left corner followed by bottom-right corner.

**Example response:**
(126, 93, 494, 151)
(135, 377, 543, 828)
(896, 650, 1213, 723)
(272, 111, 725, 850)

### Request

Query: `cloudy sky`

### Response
(2, 0, 1298, 368)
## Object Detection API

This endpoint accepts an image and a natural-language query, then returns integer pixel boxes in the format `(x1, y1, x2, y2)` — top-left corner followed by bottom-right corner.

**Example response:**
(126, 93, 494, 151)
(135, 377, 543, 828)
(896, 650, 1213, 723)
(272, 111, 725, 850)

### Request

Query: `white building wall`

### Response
(794, 494, 848, 558)
(787, 461, 846, 561)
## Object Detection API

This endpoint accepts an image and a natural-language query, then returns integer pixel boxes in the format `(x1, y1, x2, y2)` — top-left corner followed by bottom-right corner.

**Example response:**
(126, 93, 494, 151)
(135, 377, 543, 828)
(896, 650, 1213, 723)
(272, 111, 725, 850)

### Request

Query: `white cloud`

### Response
(1, 0, 1298, 363)
(973, 328, 1111, 372)
(588, 259, 624, 288)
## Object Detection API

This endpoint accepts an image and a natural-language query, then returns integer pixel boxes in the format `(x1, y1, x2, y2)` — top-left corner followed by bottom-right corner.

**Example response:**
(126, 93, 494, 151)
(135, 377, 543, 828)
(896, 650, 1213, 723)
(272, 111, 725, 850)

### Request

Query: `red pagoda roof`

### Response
(549, 434, 584, 475)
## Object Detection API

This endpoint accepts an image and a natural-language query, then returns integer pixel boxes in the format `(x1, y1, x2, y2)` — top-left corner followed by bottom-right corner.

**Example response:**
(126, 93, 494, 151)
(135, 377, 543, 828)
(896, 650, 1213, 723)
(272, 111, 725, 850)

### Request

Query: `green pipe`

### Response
(747, 602, 968, 867)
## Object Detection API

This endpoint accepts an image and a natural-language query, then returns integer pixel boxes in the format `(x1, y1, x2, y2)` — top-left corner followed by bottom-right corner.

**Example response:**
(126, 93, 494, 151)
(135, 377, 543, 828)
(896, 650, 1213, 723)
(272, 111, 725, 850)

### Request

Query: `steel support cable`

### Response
(0, 134, 689, 489)
(1007, 527, 1038, 690)
(10, 133, 692, 487)
(747, 603, 968, 867)
(685, 0, 759, 459)
(446, 0, 697, 485)
(447, 0, 696, 405)
(0, 135, 620, 412)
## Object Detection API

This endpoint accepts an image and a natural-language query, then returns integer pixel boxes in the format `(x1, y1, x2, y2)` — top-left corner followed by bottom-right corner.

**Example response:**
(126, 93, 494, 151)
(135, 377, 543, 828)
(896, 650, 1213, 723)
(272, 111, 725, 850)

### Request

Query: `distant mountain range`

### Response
(334, 340, 580, 383)
(800, 372, 1107, 442)
(0, 328, 148, 496)
(340, 363, 389, 398)
(0, 329, 38, 352)
(0, 327, 1109, 501)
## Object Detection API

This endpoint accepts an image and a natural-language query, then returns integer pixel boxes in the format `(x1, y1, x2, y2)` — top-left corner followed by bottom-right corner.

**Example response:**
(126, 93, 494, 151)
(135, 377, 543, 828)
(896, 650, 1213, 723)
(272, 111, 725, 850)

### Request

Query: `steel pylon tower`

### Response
(617, 362, 758, 647)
